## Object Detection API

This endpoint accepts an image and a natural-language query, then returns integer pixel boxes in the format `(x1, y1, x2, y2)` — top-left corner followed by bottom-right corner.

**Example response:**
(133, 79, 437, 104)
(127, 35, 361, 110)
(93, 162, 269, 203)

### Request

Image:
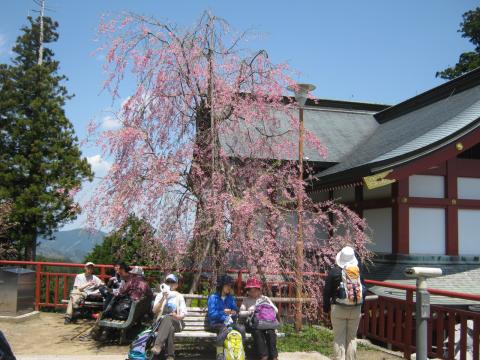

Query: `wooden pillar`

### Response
(355, 185, 363, 218)
(392, 180, 409, 254)
(446, 159, 459, 255)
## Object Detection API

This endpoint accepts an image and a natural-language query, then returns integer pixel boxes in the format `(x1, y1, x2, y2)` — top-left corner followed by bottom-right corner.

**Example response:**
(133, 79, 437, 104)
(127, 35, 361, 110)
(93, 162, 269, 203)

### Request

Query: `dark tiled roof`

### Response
(221, 102, 382, 163)
(316, 84, 480, 181)
(365, 254, 480, 306)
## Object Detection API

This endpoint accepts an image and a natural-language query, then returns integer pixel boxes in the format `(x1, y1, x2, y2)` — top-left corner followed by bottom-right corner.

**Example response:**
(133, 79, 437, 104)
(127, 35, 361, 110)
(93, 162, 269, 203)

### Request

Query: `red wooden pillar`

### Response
(392, 180, 409, 254)
(446, 159, 459, 255)
(35, 263, 41, 311)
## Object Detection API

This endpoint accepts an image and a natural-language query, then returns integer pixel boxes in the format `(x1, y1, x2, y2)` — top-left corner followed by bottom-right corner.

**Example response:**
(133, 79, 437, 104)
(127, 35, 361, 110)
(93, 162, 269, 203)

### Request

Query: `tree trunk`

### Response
(24, 232, 37, 261)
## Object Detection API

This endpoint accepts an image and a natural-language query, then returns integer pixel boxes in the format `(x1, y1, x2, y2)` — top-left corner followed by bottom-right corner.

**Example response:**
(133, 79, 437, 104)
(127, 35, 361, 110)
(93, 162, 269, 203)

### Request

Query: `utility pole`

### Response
(37, 0, 45, 65)
(287, 83, 315, 333)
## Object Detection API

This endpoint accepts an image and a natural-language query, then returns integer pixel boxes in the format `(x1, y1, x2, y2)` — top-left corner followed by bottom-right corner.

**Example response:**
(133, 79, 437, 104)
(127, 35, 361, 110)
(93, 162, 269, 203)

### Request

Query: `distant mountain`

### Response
(37, 229, 106, 263)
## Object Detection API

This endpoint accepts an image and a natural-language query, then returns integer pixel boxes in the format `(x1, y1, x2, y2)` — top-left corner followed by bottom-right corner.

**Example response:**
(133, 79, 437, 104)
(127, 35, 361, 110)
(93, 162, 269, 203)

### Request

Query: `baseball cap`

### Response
(85, 262, 95, 267)
(165, 274, 178, 283)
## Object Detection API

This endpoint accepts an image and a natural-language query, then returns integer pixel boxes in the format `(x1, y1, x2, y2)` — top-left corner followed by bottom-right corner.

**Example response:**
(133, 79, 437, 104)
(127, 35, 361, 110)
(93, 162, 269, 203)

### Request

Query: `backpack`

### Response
(246, 297, 279, 330)
(112, 295, 132, 320)
(224, 329, 245, 360)
(127, 324, 157, 360)
(336, 265, 363, 306)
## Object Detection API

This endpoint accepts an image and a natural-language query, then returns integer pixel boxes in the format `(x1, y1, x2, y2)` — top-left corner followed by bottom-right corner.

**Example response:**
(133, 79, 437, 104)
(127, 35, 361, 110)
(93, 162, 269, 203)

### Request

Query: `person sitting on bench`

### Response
(104, 264, 153, 320)
(207, 275, 245, 360)
(239, 277, 279, 360)
(151, 274, 187, 359)
(64, 261, 104, 324)
(99, 261, 124, 310)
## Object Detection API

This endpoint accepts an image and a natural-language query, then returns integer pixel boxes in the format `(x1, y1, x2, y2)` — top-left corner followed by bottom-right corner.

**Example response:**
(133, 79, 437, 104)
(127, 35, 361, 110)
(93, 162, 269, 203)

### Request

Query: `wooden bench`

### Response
(175, 306, 285, 340)
(97, 296, 152, 344)
(61, 299, 104, 308)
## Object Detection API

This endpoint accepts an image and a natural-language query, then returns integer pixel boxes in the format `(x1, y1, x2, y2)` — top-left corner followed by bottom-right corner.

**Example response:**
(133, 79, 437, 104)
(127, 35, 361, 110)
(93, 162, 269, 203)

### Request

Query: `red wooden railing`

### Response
(359, 279, 480, 360)
(1, 260, 479, 359)
(0, 260, 321, 317)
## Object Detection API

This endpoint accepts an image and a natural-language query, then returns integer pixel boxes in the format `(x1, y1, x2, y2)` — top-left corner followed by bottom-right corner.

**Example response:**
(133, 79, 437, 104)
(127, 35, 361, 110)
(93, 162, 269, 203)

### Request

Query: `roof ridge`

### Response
(375, 66, 480, 123)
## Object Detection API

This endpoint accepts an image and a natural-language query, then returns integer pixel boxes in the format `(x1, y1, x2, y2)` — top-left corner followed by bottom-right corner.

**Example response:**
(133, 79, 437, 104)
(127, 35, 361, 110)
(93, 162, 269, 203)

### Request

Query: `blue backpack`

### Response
(127, 326, 156, 360)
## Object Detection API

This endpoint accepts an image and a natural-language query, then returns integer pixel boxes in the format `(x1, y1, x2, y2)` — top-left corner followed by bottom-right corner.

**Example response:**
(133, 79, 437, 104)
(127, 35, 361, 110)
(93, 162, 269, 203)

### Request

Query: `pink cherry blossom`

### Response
(87, 12, 371, 315)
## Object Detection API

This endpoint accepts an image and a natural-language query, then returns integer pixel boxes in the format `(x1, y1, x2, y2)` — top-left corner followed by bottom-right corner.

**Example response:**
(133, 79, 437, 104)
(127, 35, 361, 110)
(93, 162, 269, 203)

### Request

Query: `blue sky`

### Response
(1, 0, 478, 230)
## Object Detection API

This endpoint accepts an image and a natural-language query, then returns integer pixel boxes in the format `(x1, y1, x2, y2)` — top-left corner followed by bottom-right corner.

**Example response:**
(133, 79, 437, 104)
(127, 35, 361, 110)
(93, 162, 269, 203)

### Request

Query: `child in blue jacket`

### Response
(207, 275, 245, 360)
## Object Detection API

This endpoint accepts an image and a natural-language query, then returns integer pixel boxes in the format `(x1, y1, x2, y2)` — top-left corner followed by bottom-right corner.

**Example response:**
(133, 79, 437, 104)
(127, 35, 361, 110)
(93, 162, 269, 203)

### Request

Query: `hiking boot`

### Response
(64, 317, 72, 325)
(216, 354, 224, 360)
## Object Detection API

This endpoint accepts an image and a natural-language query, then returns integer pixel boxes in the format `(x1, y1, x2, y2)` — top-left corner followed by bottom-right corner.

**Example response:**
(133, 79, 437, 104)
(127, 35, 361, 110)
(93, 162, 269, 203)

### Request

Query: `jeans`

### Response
(251, 328, 278, 359)
(330, 304, 362, 360)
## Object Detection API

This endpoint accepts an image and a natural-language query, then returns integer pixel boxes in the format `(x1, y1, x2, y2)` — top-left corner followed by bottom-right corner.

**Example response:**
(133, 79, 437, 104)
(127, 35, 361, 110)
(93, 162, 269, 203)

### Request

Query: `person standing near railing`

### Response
(322, 246, 365, 360)
(64, 261, 104, 324)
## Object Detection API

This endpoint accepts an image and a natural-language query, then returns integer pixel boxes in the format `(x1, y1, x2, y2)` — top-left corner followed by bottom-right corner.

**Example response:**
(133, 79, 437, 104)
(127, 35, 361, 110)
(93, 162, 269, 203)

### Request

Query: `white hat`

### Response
(335, 246, 358, 268)
(165, 274, 178, 283)
(85, 261, 95, 267)
(129, 266, 144, 276)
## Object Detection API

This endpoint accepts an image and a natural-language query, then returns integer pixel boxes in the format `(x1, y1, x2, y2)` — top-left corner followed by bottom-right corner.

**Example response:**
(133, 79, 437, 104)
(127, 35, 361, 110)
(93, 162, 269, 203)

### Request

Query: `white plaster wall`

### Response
(364, 208, 392, 253)
(458, 209, 480, 255)
(458, 177, 480, 200)
(409, 175, 445, 198)
(333, 188, 355, 203)
(409, 207, 445, 255)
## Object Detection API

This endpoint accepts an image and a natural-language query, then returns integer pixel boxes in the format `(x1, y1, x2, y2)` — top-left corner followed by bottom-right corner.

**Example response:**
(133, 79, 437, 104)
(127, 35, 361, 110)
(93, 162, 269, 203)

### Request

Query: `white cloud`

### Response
(101, 115, 122, 130)
(87, 154, 111, 176)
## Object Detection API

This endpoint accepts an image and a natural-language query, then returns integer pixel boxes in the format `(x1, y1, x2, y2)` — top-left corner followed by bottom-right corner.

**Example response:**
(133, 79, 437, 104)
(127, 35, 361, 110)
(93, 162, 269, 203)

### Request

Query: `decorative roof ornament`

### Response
(363, 169, 396, 190)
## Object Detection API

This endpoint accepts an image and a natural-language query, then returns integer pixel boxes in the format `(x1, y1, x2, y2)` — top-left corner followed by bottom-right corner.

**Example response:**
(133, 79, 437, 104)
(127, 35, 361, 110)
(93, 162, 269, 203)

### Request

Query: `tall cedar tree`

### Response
(0, 16, 92, 260)
(437, 7, 480, 79)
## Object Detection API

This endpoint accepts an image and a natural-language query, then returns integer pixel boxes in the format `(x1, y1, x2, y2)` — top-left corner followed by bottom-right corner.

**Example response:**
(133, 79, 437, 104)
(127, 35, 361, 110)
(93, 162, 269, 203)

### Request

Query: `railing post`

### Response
(100, 266, 106, 281)
(35, 263, 41, 311)
(405, 288, 414, 359)
(236, 269, 243, 296)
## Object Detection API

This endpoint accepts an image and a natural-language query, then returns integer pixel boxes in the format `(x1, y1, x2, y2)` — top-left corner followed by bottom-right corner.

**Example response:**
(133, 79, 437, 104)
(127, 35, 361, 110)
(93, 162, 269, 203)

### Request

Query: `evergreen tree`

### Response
(437, 7, 480, 79)
(0, 16, 92, 260)
(85, 214, 165, 266)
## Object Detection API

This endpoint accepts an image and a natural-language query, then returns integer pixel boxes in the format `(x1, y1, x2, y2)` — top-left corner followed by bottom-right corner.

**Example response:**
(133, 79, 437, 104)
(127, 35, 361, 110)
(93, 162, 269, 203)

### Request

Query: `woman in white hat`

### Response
(322, 246, 365, 360)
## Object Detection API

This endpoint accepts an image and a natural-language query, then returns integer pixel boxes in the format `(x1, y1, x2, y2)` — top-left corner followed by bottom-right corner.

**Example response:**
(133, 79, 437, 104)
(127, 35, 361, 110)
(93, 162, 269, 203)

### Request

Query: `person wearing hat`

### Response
(115, 265, 152, 302)
(64, 262, 104, 324)
(239, 277, 279, 360)
(151, 274, 187, 359)
(207, 274, 245, 360)
(322, 246, 366, 360)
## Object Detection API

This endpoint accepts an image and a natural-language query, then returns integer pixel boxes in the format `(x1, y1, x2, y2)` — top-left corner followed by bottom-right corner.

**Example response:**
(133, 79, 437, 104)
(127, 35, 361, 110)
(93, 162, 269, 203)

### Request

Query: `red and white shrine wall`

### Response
(309, 156, 480, 257)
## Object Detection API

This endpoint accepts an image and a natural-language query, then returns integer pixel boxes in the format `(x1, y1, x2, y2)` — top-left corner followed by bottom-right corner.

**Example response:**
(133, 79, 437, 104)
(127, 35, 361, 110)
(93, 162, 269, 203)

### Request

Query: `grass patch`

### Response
(277, 324, 334, 356)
